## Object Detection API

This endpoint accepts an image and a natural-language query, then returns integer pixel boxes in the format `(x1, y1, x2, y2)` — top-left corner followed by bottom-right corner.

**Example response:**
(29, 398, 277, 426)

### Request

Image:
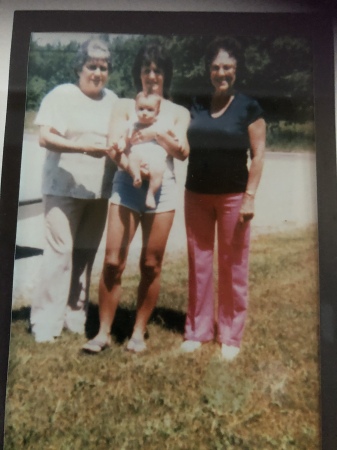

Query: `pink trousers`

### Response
(184, 190, 250, 347)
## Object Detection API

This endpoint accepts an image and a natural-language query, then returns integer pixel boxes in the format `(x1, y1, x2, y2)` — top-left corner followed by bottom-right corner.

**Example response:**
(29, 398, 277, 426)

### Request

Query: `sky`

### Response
(32, 32, 97, 46)
(31, 32, 132, 46)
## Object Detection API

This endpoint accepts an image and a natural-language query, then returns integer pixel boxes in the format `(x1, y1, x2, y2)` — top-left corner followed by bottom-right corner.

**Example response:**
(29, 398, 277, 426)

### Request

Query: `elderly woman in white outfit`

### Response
(30, 38, 118, 342)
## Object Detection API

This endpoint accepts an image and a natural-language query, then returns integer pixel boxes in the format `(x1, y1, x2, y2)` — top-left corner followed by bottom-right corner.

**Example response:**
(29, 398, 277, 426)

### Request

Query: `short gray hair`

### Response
(73, 38, 111, 75)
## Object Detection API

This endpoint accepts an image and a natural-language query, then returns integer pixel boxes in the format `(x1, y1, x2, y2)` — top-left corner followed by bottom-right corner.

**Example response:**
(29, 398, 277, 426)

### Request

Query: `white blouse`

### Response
(35, 83, 118, 199)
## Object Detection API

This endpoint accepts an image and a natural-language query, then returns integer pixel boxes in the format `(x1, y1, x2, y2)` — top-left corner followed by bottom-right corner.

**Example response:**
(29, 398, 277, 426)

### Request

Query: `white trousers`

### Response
(30, 195, 108, 336)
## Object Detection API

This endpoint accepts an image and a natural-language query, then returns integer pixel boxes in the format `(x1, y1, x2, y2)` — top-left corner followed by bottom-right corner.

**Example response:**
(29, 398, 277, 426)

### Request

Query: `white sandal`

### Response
(82, 336, 111, 354)
(126, 337, 147, 353)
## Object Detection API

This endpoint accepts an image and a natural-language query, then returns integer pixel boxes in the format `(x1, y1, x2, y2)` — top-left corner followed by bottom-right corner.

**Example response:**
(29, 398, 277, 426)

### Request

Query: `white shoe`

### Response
(33, 330, 56, 343)
(32, 323, 58, 343)
(180, 340, 202, 353)
(64, 308, 86, 335)
(221, 344, 240, 361)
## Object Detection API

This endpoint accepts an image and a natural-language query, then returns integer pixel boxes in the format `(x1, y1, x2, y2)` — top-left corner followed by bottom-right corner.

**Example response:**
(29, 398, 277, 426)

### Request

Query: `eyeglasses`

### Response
(85, 64, 108, 72)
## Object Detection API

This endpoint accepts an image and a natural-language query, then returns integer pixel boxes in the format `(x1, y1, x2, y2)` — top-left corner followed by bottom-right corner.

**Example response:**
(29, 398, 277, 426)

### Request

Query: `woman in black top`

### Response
(181, 37, 266, 360)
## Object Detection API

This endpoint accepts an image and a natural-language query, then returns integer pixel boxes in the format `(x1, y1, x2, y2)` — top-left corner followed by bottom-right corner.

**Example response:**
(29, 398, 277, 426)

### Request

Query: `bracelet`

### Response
(245, 190, 255, 198)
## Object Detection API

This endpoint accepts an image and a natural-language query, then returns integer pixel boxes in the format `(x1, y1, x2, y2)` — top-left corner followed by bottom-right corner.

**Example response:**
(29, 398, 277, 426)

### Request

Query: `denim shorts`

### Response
(110, 170, 177, 214)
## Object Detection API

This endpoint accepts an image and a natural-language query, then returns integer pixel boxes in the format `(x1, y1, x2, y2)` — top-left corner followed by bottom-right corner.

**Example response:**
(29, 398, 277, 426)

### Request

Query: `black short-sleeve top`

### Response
(185, 92, 264, 194)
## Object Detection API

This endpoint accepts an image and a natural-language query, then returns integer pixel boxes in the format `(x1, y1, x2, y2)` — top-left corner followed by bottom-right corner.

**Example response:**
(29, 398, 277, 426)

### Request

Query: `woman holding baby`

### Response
(83, 43, 190, 353)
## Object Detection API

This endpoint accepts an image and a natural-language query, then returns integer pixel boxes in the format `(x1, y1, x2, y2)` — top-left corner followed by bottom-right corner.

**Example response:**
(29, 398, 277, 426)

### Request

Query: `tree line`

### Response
(26, 34, 314, 123)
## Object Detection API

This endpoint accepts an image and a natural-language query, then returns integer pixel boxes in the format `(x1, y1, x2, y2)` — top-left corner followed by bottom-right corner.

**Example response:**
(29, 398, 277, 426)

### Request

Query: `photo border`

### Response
(1, 9, 337, 449)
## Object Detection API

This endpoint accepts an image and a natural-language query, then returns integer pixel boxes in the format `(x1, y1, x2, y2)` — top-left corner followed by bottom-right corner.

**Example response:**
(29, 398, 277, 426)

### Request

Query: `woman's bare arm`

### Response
(107, 98, 134, 169)
(156, 104, 190, 161)
(107, 98, 133, 147)
(239, 117, 266, 223)
(39, 126, 109, 157)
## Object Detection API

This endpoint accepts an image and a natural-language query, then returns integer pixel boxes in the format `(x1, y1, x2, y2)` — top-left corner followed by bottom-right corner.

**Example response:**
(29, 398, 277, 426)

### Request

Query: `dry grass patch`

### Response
(5, 226, 319, 449)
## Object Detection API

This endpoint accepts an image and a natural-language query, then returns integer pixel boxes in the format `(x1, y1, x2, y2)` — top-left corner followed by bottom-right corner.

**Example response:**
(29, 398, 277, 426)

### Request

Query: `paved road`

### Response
(13, 136, 317, 306)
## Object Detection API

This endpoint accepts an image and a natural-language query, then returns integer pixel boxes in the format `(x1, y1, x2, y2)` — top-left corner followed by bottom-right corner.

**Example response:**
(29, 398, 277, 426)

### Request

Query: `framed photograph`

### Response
(1, 9, 337, 449)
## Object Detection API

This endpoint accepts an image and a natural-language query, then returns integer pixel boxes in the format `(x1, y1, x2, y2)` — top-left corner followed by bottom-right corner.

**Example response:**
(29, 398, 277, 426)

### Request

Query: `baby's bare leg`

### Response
(146, 166, 165, 209)
(128, 153, 142, 188)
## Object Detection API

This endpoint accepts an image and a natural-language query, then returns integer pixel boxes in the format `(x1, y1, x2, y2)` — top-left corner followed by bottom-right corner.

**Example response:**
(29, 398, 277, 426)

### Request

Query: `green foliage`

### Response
(27, 40, 78, 110)
(25, 76, 47, 111)
(26, 33, 314, 123)
(107, 35, 143, 97)
(267, 121, 315, 151)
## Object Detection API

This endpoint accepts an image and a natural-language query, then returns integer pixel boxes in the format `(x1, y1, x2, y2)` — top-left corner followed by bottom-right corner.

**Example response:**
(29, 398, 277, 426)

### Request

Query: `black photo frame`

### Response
(1, 9, 337, 449)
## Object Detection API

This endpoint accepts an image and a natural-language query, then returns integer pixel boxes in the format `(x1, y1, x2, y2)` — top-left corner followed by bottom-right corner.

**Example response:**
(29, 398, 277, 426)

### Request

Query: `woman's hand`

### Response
(85, 150, 108, 158)
(39, 126, 109, 157)
(108, 137, 127, 155)
(76, 135, 110, 158)
(81, 144, 109, 158)
(239, 193, 255, 223)
(238, 117, 266, 222)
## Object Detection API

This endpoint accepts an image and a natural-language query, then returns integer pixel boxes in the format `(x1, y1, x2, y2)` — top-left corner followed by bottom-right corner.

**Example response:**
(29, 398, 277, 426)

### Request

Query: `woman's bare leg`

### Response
(92, 204, 140, 342)
(130, 210, 175, 343)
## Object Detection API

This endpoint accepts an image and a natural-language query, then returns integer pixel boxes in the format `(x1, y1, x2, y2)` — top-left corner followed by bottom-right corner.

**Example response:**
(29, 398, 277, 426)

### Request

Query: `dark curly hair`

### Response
(132, 43, 173, 99)
(205, 37, 242, 73)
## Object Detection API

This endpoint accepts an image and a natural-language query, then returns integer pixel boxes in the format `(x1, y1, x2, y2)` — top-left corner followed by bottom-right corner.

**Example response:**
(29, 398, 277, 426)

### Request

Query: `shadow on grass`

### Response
(85, 304, 185, 342)
(11, 303, 186, 342)
(85, 303, 134, 343)
(12, 306, 31, 321)
(151, 307, 185, 334)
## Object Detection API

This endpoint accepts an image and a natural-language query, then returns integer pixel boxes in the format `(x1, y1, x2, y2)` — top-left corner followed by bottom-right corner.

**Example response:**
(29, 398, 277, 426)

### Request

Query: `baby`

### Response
(121, 92, 168, 209)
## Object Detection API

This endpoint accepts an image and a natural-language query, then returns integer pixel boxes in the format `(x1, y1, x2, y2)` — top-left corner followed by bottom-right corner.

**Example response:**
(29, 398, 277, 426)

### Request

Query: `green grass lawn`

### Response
(5, 227, 320, 450)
